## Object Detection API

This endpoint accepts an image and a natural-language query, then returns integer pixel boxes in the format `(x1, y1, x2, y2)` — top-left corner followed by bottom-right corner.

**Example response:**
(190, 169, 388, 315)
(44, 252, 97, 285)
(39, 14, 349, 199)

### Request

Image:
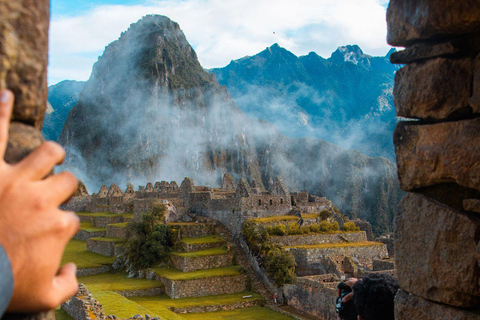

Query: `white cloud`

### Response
(49, 0, 390, 85)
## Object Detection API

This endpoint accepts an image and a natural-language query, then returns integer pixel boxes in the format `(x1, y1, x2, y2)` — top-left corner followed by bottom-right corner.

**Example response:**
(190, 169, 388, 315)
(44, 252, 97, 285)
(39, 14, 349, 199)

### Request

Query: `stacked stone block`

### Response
(387, 0, 480, 318)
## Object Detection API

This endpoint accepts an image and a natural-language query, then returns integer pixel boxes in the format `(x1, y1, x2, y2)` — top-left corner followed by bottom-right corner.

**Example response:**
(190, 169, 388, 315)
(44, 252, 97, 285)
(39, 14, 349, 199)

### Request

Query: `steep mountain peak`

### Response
(385, 47, 397, 58)
(259, 43, 298, 61)
(330, 44, 370, 65)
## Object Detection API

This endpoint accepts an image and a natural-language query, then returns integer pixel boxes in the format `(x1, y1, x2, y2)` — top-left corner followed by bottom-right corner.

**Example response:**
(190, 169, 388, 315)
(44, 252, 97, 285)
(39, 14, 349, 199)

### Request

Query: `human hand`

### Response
(341, 278, 358, 303)
(0, 90, 80, 312)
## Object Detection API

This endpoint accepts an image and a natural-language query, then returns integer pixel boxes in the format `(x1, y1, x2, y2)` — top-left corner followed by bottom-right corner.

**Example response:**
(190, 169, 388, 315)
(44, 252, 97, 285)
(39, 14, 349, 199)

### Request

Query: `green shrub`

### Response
(242, 219, 297, 286)
(342, 221, 360, 232)
(286, 222, 302, 235)
(310, 224, 320, 233)
(263, 248, 296, 286)
(124, 204, 173, 269)
(319, 210, 332, 221)
(318, 220, 340, 232)
(269, 224, 287, 236)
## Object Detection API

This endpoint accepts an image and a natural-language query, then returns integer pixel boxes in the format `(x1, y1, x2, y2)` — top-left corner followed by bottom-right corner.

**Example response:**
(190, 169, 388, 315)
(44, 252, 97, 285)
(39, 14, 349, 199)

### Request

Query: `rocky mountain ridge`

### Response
(58, 15, 402, 234)
(211, 43, 400, 159)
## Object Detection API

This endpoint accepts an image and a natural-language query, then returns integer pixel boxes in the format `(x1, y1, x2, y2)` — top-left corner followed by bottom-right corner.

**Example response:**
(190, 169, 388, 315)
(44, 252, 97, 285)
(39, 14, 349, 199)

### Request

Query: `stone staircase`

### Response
(154, 222, 248, 299)
(71, 215, 266, 315)
(74, 212, 131, 257)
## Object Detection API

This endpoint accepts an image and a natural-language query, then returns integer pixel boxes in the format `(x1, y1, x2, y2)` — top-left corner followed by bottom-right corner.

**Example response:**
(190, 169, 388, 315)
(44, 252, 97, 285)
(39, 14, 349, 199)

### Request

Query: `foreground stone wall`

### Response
(387, 0, 480, 318)
(283, 276, 338, 320)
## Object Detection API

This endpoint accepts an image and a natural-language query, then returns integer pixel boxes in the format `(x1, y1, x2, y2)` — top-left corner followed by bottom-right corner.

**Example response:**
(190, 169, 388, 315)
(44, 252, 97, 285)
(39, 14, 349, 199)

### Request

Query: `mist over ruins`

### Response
(3, 0, 478, 319)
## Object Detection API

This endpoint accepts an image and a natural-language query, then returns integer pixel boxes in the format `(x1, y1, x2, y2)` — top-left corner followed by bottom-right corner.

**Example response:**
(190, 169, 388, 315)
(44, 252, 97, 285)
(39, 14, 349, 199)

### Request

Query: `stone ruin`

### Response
(387, 0, 480, 319)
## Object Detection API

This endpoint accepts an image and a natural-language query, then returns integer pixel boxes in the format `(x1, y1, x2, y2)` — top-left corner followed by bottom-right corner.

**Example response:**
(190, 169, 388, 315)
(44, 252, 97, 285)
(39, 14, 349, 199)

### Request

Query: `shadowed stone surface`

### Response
(390, 36, 480, 64)
(471, 54, 480, 111)
(0, 0, 49, 128)
(464, 199, 480, 213)
(394, 118, 480, 192)
(387, 0, 480, 46)
(395, 290, 480, 320)
(4, 122, 44, 164)
(395, 193, 480, 307)
(393, 57, 474, 120)
(1, 312, 55, 320)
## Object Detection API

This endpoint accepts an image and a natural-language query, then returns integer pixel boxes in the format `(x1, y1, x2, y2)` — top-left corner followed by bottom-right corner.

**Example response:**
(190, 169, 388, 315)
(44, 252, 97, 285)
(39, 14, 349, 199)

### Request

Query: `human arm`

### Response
(0, 90, 80, 312)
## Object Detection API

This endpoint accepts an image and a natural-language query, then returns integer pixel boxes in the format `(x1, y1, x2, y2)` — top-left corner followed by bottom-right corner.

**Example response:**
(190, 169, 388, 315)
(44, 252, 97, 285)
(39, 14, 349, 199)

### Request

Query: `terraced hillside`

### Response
(59, 212, 296, 320)
(242, 214, 393, 319)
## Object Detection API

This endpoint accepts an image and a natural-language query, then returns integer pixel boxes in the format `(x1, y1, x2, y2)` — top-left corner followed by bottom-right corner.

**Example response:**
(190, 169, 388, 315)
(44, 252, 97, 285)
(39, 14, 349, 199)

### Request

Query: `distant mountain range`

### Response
(210, 43, 400, 160)
(51, 15, 402, 234)
(43, 80, 84, 141)
(46, 44, 399, 160)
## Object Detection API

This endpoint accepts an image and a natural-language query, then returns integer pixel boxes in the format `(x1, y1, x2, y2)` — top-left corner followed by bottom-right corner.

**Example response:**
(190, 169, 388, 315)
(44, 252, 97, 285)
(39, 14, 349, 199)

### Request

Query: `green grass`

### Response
(168, 222, 206, 226)
(93, 290, 158, 319)
(131, 291, 262, 314)
(78, 272, 164, 292)
(109, 222, 128, 228)
(62, 239, 114, 269)
(122, 213, 134, 220)
(55, 308, 73, 320)
(77, 212, 111, 217)
(80, 222, 106, 232)
(154, 266, 242, 281)
(90, 237, 125, 243)
(180, 235, 224, 245)
(250, 216, 299, 224)
(284, 241, 385, 249)
(181, 306, 294, 320)
(301, 213, 320, 219)
(171, 247, 228, 258)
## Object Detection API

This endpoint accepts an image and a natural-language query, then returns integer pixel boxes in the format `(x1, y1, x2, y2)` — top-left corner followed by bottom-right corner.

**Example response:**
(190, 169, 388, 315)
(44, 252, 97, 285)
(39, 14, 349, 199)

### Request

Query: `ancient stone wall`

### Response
(161, 274, 247, 299)
(74, 229, 106, 241)
(86, 239, 119, 256)
(270, 232, 367, 247)
(283, 276, 338, 320)
(372, 259, 395, 272)
(61, 284, 106, 320)
(170, 252, 233, 272)
(288, 244, 388, 273)
(387, 1, 480, 318)
(105, 224, 127, 239)
(92, 215, 124, 228)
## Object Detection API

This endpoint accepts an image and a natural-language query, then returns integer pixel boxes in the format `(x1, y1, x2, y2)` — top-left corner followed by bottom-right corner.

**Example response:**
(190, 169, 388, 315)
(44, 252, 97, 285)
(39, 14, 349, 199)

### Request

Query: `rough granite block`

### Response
(394, 118, 480, 192)
(395, 290, 480, 320)
(387, 0, 480, 46)
(393, 57, 474, 120)
(395, 193, 480, 307)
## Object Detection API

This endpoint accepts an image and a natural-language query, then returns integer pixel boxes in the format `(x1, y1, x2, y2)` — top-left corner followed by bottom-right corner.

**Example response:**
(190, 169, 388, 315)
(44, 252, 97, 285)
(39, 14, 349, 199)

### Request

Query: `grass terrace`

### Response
(130, 291, 263, 313)
(284, 241, 385, 249)
(168, 222, 206, 226)
(170, 247, 228, 258)
(79, 222, 105, 232)
(108, 222, 128, 228)
(78, 272, 164, 293)
(181, 306, 294, 320)
(93, 290, 157, 319)
(250, 215, 299, 224)
(180, 235, 224, 245)
(61, 239, 114, 269)
(89, 237, 125, 243)
(154, 266, 243, 281)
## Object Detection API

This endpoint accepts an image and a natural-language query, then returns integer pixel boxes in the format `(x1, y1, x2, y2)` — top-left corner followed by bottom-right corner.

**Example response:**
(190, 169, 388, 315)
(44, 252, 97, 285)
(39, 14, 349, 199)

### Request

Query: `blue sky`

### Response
(49, 0, 392, 85)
